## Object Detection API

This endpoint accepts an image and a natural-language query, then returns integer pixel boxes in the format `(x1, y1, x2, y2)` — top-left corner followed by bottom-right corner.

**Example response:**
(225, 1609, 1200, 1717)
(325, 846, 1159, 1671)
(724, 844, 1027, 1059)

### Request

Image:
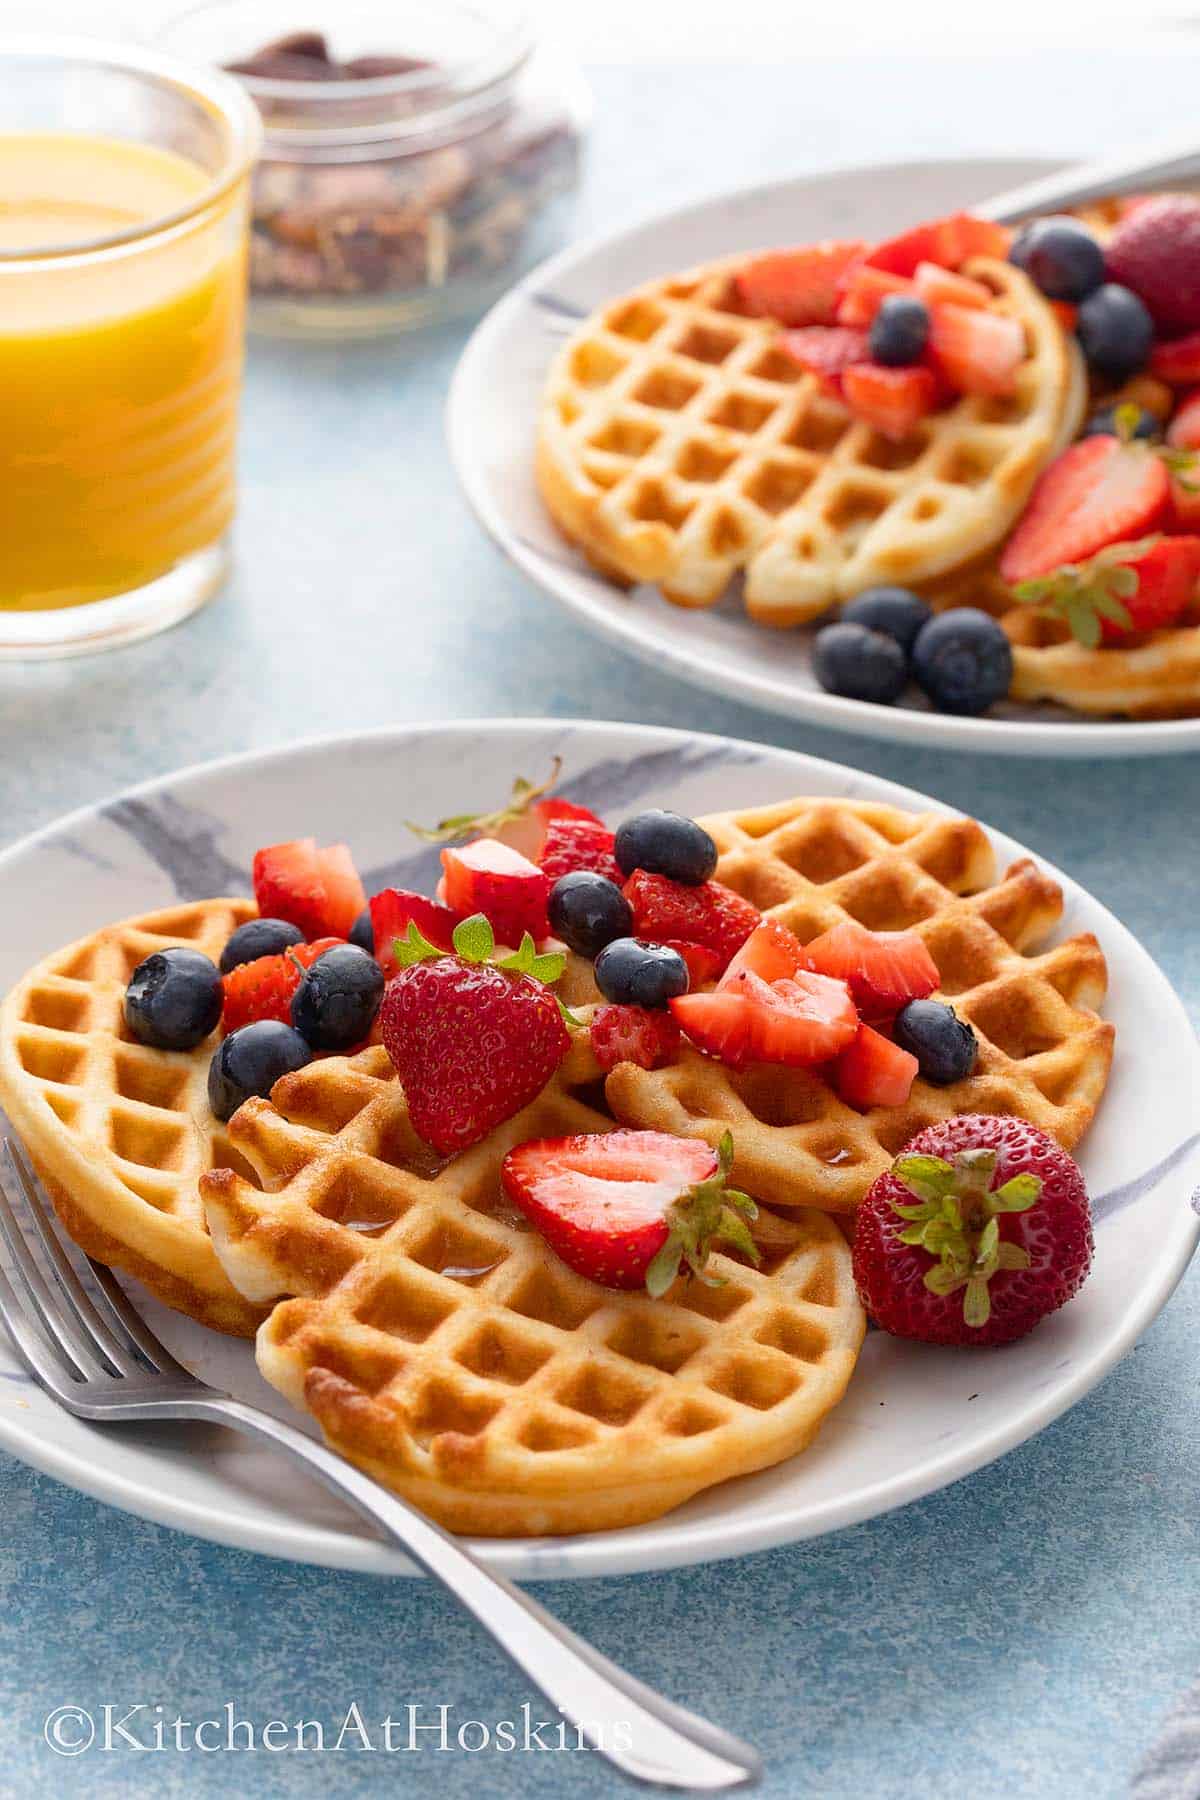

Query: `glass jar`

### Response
(162, 1, 588, 338)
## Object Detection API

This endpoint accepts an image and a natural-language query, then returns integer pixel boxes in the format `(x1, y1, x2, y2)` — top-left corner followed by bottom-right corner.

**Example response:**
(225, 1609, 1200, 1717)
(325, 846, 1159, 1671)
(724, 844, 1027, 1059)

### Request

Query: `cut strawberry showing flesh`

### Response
(1166, 394, 1200, 528)
(835, 1023, 919, 1111)
(671, 967, 858, 1069)
(661, 939, 724, 988)
(252, 839, 367, 942)
(927, 302, 1025, 396)
(1151, 331, 1200, 386)
(1101, 536, 1200, 637)
(497, 795, 603, 862)
(735, 239, 868, 327)
(440, 837, 551, 945)
(999, 435, 1171, 583)
(780, 324, 871, 391)
(719, 918, 809, 988)
(369, 887, 461, 976)
(537, 817, 622, 886)
(842, 362, 938, 441)
(623, 870, 760, 973)
(804, 919, 939, 1017)
(834, 266, 913, 328)
(221, 936, 342, 1035)
(864, 212, 1011, 279)
(912, 260, 991, 310)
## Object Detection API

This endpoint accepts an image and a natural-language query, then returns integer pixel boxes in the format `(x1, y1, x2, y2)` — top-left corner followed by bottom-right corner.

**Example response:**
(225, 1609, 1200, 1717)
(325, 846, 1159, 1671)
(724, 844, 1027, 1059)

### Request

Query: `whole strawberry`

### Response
(379, 914, 570, 1156)
(853, 1114, 1092, 1346)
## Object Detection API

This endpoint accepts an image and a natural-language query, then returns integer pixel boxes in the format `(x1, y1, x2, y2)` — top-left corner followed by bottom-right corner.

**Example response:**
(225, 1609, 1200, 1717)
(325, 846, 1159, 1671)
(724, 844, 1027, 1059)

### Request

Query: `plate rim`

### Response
(447, 155, 1200, 759)
(0, 716, 1196, 1580)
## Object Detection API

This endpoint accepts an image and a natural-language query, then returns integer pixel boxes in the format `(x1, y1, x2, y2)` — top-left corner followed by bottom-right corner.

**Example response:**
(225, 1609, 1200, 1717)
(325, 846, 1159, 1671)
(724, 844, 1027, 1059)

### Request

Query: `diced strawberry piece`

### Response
(999, 436, 1171, 583)
(865, 213, 1011, 279)
(498, 795, 603, 861)
(590, 1004, 681, 1072)
(440, 837, 551, 945)
(719, 918, 809, 988)
(660, 940, 723, 988)
(369, 887, 461, 977)
(841, 362, 938, 441)
(835, 266, 913, 328)
(835, 1023, 918, 1111)
(1100, 536, 1200, 638)
(252, 839, 366, 942)
(735, 240, 868, 327)
(537, 817, 622, 886)
(927, 302, 1025, 396)
(671, 967, 858, 1070)
(1151, 331, 1200, 386)
(780, 325, 871, 391)
(804, 919, 939, 1018)
(913, 260, 991, 310)
(221, 937, 340, 1034)
(623, 871, 760, 973)
(1165, 393, 1200, 528)
(1049, 300, 1078, 334)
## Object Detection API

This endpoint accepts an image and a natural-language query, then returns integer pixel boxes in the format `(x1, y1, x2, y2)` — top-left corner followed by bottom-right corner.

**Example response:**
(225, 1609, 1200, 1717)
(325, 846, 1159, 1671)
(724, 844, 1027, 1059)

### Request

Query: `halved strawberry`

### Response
(1151, 330, 1200, 386)
(1011, 534, 1200, 641)
(780, 325, 871, 391)
(735, 240, 868, 326)
(221, 936, 341, 1034)
(864, 213, 1011, 279)
(804, 919, 939, 1017)
(912, 260, 991, 310)
(842, 362, 938, 441)
(501, 796, 602, 863)
(369, 888, 460, 977)
(440, 837, 551, 945)
(624, 871, 760, 973)
(1166, 391, 1200, 527)
(719, 918, 808, 988)
(661, 940, 723, 988)
(590, 1004, 681, 1072)
(252, 839, 367, 942)
(501, 1129, 757, 1295)
(835, 266, 913, 328)
(537, 817, 622, 886)
(835, 1023, 918, 1111)
(927, 302, 1025, 396)
(671, 967, 858, 1070)
(1101, 537, 1200, 636)
(999, 436, 1171, 583)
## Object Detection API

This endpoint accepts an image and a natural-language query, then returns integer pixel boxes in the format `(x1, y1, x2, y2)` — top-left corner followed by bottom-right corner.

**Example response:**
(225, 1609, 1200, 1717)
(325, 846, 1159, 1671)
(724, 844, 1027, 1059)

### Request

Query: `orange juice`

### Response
(0, 133, 249, 610)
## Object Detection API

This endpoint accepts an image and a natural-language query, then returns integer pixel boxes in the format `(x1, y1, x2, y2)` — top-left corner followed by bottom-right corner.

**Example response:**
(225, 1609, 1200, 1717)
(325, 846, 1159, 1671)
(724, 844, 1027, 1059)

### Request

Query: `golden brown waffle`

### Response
(537, 254, 1084, 623)
(0, 900, 265, 1336)
(605, 799, 1113, 1215)
(201, 1045, 864, 1537)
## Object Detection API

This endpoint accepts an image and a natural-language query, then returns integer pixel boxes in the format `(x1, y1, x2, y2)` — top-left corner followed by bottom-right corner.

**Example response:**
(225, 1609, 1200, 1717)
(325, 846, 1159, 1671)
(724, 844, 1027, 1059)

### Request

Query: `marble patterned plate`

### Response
(0, 721, 1195, 1579)
(448, 158, 1200, 758)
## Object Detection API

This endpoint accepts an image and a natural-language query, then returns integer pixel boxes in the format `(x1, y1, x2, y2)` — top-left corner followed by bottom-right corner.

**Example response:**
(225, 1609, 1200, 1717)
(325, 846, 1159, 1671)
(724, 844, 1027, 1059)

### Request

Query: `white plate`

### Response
(449, 158, 1200, 758)
(0, 720, 1195, 1579)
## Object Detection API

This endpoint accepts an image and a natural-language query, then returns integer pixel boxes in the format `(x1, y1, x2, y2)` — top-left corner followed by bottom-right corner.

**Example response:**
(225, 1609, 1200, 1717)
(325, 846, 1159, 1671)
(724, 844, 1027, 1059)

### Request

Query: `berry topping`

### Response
(892, 998, 978, 1084)
(290, 942, 385, 1051)
(124, 948, 223, 1052)
(671, 967, 858, 1070)
(841, 361, 938, 440)
(1165, 391, 1200, 527)
(840, 586, 933, 652)
(594, 938, 690, 1009)
(369, 888, 461, 977)
(207, 1021, 313, 1123)
(405, 758, 601, 862)
(440, 837, 552, 946)
(379, 914, 571, 1157)
(998, 435, 1170, 583)
(1008, 215, 1105, 301)
(852, 1114, 1092, 1345)
(501, 1129, 758, 1296)
(912, 261, 991, 310)
(1081, 404, 1160, 441)
(720, 918, 808, 987)
(537, 817, 622, 886)
(780, 324, 870, 389)
(1104, 194, 1200, 334)
(220, 936, 341, 1034)
(1013, 535, 1200, 644)
(804, 918, 938, 1017)
(927, 302, 1025, 396)
(1150, 330, 1200, 386)
(1075, 284, 1154, 380)
(863, 212, 1011, 279)
(219, 918, 305, 974)
(868, 293, 931, 366)
(590, 1004, 681, 1072)
(660, 940, 724, 988)
(252, 839, 367, 942)
(613, 809, 718, 886)
(734, 239, 868, 326)
(547, 870, 633, 958)
(348, 908, 376, 954)
(910, 609, 1014, 715)
(835, 266, 912, 328)
(813, 621, 908, 704)
(623, 870, 760, 973)
(834, 1023, 919, 1111)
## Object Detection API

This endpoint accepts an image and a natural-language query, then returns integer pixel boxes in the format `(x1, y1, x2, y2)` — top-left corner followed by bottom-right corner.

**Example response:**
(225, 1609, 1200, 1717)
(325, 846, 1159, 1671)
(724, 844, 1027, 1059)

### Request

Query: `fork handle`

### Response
(977, 128, 1200, 224)
(179, 1394, 760, 1792)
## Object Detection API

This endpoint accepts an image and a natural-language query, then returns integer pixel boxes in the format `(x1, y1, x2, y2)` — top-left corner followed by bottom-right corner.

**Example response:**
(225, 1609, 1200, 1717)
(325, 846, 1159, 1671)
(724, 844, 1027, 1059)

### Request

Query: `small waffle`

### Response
(605, 799, 1113, 1215)
(537, 254, 1084, 623)
(0, 900, 265, 1336)
(201, 1045, 864, 1537)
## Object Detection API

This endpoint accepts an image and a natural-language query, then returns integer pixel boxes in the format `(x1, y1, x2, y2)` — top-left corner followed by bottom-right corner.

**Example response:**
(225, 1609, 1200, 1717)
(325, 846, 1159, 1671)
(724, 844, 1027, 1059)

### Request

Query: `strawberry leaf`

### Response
(394, 920, 453, 967)
(645, 1237, 684, 1299)
(889, 1140, 1041, 1329)
(893, 1153, 959, 1207)
(451, 914, 497, 964)
(496, 931, 566, 986)
(405, 758, 564, 845)
(991, 1173, 1042, 1212)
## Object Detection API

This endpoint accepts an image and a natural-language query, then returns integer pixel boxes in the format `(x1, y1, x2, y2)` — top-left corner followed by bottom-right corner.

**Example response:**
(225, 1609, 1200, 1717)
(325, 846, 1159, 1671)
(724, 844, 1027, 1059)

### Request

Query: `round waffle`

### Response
(537, 253, 1084, 623)
(201, 1045, 865, 1537)
(605, 799, 1113, 1215)
(0, 899, 265, 1336)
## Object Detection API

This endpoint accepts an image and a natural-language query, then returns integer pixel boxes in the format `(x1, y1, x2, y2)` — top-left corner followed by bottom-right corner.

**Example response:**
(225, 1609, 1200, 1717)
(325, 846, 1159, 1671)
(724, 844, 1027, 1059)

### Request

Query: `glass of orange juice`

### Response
(0, 40, 261, 657)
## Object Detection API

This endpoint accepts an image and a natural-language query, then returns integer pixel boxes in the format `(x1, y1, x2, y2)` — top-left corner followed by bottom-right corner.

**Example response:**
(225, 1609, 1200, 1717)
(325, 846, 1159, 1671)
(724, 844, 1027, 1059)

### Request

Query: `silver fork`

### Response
(0, 1137, 760, 1793)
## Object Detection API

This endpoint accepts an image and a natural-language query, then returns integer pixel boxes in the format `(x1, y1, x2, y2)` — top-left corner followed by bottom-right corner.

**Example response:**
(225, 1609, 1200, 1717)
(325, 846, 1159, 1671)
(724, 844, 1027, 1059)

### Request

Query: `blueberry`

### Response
(289, 943, 384, 1051)
(219, 917, 305, 974)
(893, 999, 978, 1085)
(208, 1021, 313, 1121)
(911, 608, 1013, 716)
(593, 938, 689, 1009)
(613, 810, 718, 886)
(349, 907, 376, 954)
(813, 622, 908, 705)
(547, 871, 633, 958)
(840, 586, 932, 653)
(1076, 283, 1154, 380)
(1008, 216, 1105, 301)
(124, 948, 223, 1051)
(868, 294, 931, 367)
(1081, 404, 1160, 442)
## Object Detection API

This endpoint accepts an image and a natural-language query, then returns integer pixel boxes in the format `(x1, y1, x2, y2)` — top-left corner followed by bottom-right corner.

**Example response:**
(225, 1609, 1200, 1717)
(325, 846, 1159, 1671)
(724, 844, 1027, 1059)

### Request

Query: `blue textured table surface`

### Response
(2, 50, 1199, 1800)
